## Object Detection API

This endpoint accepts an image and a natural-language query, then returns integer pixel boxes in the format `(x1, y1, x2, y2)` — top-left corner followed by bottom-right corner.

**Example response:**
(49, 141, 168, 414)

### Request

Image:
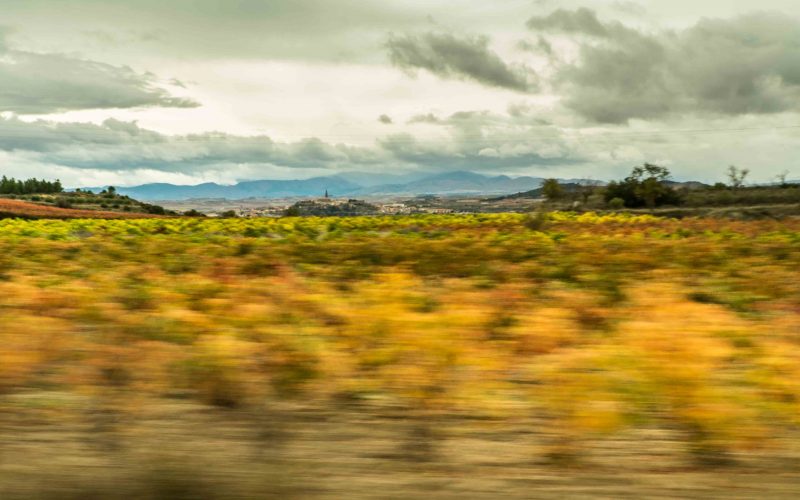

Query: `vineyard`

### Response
(1, 212, 800, 497)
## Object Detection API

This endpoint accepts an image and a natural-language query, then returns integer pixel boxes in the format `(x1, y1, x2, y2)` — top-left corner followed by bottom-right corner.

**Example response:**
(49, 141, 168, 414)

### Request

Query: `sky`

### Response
(1, 0, 799, 187)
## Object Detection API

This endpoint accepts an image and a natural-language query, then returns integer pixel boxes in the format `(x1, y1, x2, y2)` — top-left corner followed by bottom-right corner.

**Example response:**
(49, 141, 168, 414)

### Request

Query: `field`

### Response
(0, 198, 164, 219)
(1, 213, 800, 497)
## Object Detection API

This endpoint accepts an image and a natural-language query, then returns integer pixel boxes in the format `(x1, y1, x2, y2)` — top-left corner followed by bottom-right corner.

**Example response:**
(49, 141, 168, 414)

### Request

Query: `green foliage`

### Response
(285, 199, 379, 216)
(144, 204, 167, 215)
(542, 179, 564, 201)
(0, 175, 63, 195)
(604, 163, 683, 208)
(55, 197, 72, 209)
(683, 185, 800, 207)
(608, 197, 625, 209)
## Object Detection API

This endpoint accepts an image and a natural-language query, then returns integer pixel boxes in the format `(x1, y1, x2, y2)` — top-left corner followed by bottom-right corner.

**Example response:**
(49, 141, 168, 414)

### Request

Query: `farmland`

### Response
(0, 198, 165, 219)
(1, 213, 800, 497)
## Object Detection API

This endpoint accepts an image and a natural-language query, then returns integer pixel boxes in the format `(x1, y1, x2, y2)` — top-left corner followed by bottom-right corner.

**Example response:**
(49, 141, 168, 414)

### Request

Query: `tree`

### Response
(542, 179, 564, 201)
(776, 170, 790, 187)
(726, 166, 749, 190)
(604, 163, 681, 208)
(0, 175, 62, 195)
(578, 179, 598, 204)
(631, 164, 671, 209)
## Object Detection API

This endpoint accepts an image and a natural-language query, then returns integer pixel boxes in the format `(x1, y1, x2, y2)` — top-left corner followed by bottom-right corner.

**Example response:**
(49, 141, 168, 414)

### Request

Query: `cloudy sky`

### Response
(1, 0, 799, 186)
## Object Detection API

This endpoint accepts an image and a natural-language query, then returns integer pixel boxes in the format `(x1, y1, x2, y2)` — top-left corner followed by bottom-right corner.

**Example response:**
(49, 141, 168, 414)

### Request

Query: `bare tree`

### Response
(726, 166, 749, 190)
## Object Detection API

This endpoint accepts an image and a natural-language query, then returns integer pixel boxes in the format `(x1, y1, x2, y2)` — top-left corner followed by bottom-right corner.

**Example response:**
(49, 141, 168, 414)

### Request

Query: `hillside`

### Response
(489, 182, 591, 200)
(285, 198, 379, 216)
(361, 171, 546, 195)
(0, 198, 164, 219)
(2, 188, 174, 216)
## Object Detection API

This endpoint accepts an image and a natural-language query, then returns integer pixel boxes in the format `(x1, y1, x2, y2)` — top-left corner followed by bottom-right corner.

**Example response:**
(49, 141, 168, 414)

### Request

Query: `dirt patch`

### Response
(1, 397, 799, 499)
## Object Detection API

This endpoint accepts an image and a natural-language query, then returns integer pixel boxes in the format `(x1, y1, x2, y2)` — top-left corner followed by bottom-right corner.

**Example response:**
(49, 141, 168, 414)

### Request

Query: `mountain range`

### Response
(86, 171, 554, 201)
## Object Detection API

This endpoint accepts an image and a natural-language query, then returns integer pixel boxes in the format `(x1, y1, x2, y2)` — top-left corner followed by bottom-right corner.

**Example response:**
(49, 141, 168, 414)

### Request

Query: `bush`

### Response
(608, 197, 625, 210)
(522, 210, 549, 230)
(144, 204, 167, 215)
(603, 163, 683, 208)
(55, 198, 72, 209)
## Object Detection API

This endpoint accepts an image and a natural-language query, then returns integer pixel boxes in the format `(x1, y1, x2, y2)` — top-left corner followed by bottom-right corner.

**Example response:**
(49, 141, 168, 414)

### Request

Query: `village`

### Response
(187, 192, 463, 217)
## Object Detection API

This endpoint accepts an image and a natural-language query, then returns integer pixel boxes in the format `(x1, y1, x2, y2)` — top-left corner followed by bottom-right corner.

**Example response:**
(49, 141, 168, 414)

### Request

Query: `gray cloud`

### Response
(527, 7, 614, 38)
(2, 0, 423, 63)
(0, 32, 198, 114)
(386, 32, 535, 91)
(0, 116, 382, 172)
(378, 114, 393, 124)
(378, 132, 574, 172)
(0, 112, 581, 180)
(380, 107, 578, 171)
(527, 9, 800, 123)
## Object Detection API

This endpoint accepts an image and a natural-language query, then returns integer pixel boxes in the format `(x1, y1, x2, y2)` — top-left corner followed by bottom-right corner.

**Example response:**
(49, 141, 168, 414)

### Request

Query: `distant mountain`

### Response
(335, 170, 429, 187)
(86, 171, 551, 201)
(491, 180, 608, 201)
(362, 171, 546, 195)
(93, 176, 361, 201)
(665, 180, 710, 190)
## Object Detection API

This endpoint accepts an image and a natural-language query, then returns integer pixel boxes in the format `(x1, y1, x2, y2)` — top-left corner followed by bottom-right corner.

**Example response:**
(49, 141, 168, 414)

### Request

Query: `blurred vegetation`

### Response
(0, 212, 797, 475)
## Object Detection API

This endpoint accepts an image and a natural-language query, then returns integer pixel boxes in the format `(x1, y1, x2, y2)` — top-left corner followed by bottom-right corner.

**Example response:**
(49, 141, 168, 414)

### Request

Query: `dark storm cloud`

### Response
(386, 32, 535, 91)
(0, 32, 197, 114)
(527, 9, 800, 123)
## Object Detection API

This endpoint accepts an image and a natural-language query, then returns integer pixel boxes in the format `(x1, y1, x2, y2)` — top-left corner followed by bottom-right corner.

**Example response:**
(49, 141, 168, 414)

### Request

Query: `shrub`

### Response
(55, 198, 72, 209)
(522, 210, 549, 230)
(608, 197, 625, 209)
